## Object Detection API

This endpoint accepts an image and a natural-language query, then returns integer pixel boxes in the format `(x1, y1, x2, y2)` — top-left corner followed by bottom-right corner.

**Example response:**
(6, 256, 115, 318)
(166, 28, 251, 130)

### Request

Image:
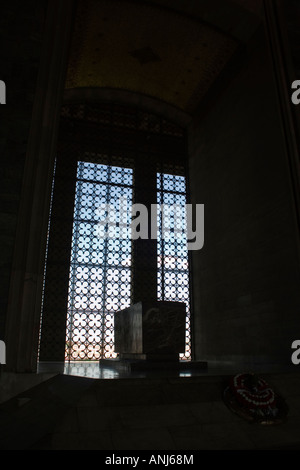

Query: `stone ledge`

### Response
(100, 358, 208, 372)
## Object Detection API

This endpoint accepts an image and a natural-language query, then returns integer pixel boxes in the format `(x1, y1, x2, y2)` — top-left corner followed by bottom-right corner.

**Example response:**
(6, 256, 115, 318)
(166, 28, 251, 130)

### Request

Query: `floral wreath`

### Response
(223, 373, 288, 424)
(230, 373, 276, 409)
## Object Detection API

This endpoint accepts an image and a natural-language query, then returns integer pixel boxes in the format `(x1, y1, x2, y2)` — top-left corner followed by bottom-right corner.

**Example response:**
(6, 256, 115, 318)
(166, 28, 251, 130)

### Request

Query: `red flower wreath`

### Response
(229, 373, 276, 410)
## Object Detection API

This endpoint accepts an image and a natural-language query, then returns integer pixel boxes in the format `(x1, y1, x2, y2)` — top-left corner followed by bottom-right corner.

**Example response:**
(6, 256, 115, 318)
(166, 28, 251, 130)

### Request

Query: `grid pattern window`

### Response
(65, 161, 133, 361)
(157, 173, 191, 361)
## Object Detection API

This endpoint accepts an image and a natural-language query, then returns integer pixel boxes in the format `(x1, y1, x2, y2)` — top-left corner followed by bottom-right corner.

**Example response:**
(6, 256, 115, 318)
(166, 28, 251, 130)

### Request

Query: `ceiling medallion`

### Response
(129, 46, 161, 65)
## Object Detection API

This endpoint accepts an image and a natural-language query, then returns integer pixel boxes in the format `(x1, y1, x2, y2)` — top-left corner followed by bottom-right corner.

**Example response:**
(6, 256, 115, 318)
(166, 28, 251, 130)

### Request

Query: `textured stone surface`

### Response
(114, 301, 186, 358)
(188, 26, 300, 365)
(0, 0, 47, 337)
(2, 371, 300, 450)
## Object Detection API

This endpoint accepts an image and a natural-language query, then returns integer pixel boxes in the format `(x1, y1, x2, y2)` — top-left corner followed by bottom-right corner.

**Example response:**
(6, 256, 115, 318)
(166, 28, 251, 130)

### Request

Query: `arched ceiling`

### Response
(65, 0, 262, 114)
(230, 0, 263, 16)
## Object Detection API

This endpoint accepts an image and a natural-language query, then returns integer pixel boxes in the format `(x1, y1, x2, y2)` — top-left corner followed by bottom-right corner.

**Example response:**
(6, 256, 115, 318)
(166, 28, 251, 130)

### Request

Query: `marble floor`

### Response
(1, 360, 299, 450)
(2, 367, 300, 450)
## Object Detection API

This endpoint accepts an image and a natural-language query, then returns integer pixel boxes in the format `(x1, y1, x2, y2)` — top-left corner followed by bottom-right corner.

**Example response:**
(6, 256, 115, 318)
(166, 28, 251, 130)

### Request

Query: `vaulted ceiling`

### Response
(65, 0, 263, 114)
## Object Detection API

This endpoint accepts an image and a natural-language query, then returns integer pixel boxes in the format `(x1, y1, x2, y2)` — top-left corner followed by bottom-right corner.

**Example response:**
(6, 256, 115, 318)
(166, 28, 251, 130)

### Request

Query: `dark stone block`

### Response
(114, 301, 186, 360)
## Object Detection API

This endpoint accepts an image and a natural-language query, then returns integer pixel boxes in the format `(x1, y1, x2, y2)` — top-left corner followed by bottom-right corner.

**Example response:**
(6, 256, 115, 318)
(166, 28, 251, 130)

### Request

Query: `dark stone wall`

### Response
(0, 1, 47, 337)
(283, 0, 300, 78)
(188, 26, 300, 365)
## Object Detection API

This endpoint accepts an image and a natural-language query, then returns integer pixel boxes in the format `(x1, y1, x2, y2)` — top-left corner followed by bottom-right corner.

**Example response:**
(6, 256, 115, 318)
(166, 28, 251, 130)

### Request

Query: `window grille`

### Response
(65, 161, 133, 361)
(157, 172, 191, 360)
(38, 102, 191, 363)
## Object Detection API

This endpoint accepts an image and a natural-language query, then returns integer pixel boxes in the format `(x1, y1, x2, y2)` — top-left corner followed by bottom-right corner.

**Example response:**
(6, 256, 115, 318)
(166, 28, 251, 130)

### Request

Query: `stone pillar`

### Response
(132, 162, 158, 304)
(113, 155, 189, 365)
(263, 0, 300, 243)
(5, 0, 74, 372)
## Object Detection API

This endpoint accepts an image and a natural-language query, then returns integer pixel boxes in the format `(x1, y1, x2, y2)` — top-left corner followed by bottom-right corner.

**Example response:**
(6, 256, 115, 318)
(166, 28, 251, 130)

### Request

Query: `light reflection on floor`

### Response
(64, 361, 120, 379)
(37, 360, 297, 381)
(37, 360, 195, 379)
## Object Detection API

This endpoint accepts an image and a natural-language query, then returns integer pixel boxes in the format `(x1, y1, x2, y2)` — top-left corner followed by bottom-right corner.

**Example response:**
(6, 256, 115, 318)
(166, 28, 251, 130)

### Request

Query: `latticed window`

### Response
(38, 102, 192, 363)
(157, 173, 191, 360)
(65, 162, 133, 361)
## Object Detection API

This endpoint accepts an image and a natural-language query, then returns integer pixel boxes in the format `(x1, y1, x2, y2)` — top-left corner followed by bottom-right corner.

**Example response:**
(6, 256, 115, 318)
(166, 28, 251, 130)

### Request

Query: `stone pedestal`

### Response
(114, 301, 186, 361)
(100, 301, 207, 372)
